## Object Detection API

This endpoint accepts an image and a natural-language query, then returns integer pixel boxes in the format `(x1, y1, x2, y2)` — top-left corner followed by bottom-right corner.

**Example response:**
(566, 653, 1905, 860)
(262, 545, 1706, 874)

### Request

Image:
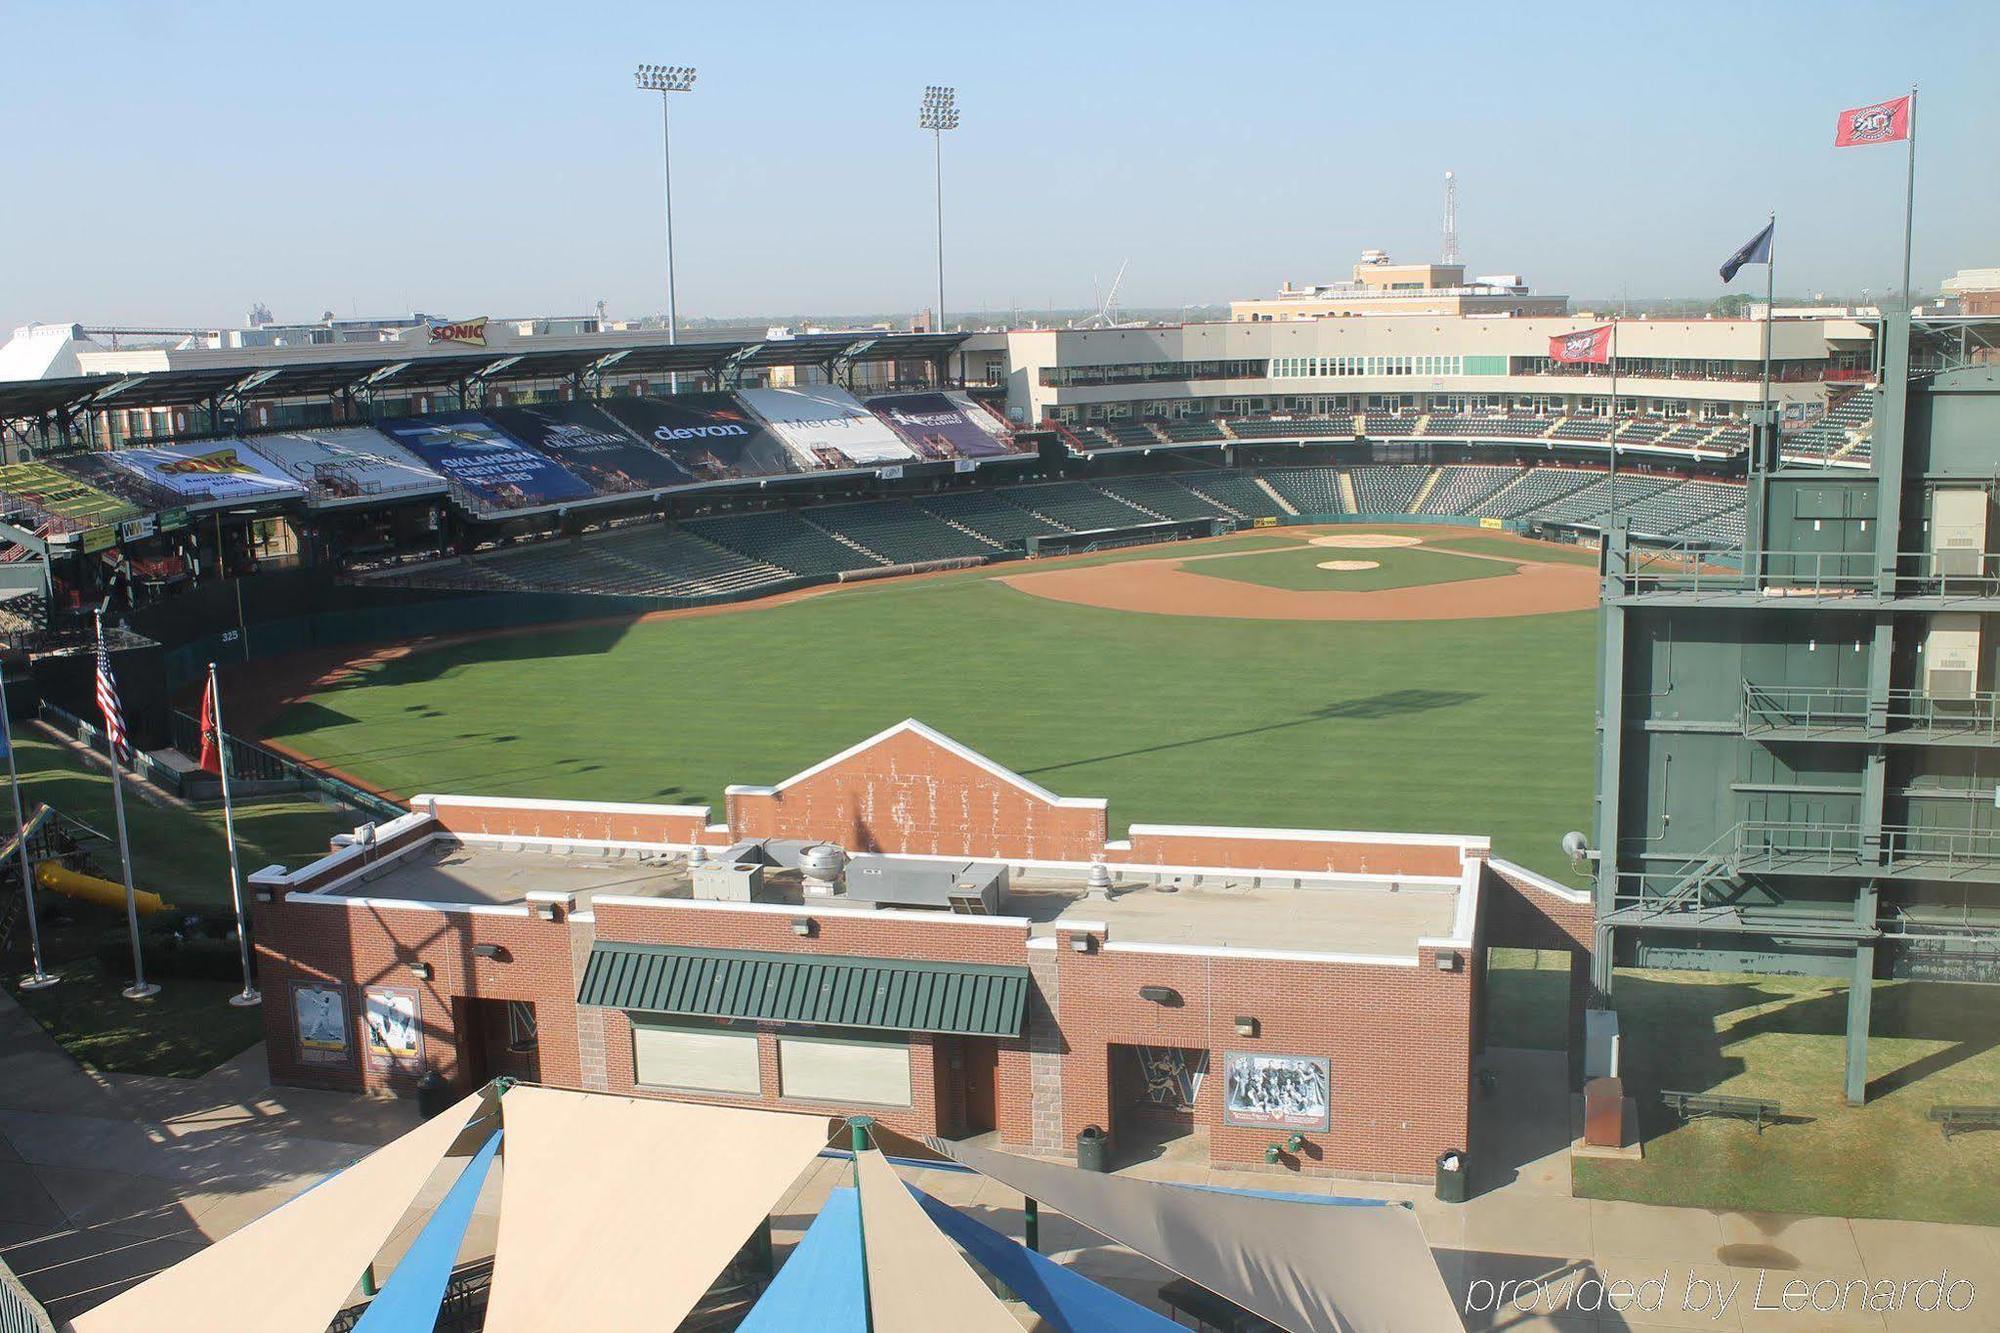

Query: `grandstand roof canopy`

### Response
(0, 331, 973, 430)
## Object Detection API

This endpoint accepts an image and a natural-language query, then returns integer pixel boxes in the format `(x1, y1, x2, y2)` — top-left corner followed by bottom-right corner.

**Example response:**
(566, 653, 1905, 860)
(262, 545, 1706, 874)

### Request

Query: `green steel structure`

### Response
(1592, 312, 2000, 1105)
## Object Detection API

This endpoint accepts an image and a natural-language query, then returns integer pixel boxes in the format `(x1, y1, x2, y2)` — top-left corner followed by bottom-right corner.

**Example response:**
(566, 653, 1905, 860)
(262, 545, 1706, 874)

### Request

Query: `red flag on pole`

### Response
(1548, 325, 1614, 365)
(1834, 95, 1911, 147)
(198, 677, 221, 776)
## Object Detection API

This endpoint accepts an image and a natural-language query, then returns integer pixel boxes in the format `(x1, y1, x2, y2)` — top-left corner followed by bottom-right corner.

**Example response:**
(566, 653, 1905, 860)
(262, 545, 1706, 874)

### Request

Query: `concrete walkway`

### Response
(4, 999, 1997, 1329)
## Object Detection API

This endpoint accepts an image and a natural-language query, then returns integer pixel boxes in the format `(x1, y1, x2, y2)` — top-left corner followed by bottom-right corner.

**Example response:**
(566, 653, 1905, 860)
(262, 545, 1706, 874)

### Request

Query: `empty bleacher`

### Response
(1522, 473, 1680, 527)
(1162, 419, 1227, 444)
(1102, 419, 1161, 448)
(1259, 467, 1348, 516)
(1002, 481, 1158, 532)
(1093, 475, 1231, 523)
(1177, 470, 1289, 519)
(1418, 466, 1527, 517)
(1485, 468, 1598, 520)
(1227, 416, 1353, 440)
(1551, 418, 1613, 441)
(1347, 465, 1428, 514)
(913, 490, 1064, 548)
(804, 501, 999, 565)
(687, 509, 885, 576)
(1615, 419, 1668, 444)
(1613, 480, 1745, 539)
(1361, 413, 1415, 437)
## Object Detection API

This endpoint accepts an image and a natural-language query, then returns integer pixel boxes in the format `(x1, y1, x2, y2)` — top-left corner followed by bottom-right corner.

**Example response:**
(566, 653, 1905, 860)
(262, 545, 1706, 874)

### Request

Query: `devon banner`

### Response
(738, 385, 916, 467)
(597, 393, 800, 482)
(483, 404, 693, 494)
(863, 391, 1015, 459)
(376, 413, 596, 512)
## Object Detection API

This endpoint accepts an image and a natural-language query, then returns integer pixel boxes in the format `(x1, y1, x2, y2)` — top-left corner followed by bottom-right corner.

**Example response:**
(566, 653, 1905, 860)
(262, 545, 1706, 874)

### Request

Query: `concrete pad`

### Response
(1730, 1266, 1894, 1330)
(1457, 1191, 1594, 1260)
(1590, 1255, 1747, 1330)
(1590, 1198, 1725, 1260)
(31, 1167, 203, 1240)
(1850, 1217, 2000, 1291)
(1717, 1211, 1863, 1272)
(0, 1162, 64, 1228)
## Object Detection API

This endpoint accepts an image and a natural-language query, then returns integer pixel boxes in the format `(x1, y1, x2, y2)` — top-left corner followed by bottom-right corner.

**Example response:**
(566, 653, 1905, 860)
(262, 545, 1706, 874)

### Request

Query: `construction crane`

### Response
(1078, 259, 1131, 328)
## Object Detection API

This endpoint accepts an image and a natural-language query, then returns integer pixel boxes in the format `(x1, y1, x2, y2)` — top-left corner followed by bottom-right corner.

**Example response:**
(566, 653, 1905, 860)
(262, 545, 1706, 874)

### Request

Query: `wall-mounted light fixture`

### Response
(471, 944, 505, 961)
(1234, 1015, 1258, 1038)
(1069, 934, 1095, 953)
(1138, 985, 1181, 1006)
(1435, 950, 1461, 973)
(533, 902, 560, 922)
(407, 961, 433, 981)
(791, 917, 815, 937)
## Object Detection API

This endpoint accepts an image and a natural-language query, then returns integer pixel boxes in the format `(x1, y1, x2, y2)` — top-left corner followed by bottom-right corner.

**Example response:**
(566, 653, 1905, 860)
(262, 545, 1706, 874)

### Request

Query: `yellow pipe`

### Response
(34, 861, 173, 916)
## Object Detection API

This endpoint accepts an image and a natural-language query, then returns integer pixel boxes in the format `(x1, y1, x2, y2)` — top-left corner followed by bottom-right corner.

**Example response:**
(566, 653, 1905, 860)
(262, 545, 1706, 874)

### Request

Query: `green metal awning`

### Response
(576, 942, 1030, 1037)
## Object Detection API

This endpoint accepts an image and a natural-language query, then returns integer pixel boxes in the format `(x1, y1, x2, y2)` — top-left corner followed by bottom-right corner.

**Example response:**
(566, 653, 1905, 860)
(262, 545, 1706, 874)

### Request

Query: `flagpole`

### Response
(1607, 317, 1619, 528)
(1761, 211, 1775, 417)
(209, 662, 259, 1006)
(1900, 85, 1918, 312)
(2, 666, 57, 990)
(97, 609, 156, 1001)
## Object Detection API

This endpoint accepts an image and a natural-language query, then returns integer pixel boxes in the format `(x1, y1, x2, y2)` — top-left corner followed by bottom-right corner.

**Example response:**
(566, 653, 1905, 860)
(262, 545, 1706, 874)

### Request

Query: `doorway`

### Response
(959, 1037, 1000, 1136)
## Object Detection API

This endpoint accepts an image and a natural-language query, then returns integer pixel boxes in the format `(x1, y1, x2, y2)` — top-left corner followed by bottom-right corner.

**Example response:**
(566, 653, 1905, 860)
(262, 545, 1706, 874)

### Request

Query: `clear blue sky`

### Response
(4, 0, 1993, 331)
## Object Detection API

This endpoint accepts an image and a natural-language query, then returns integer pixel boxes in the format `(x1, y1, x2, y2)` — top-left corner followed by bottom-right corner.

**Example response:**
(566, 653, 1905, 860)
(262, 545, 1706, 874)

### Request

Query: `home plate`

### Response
(1309, 533, 1423, 549)
(1317, 560, 1380, 572)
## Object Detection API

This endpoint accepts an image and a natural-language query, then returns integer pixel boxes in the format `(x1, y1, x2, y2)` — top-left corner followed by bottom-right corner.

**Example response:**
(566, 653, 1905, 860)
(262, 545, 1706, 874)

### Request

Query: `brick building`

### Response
(251, 720, 1590, 1179)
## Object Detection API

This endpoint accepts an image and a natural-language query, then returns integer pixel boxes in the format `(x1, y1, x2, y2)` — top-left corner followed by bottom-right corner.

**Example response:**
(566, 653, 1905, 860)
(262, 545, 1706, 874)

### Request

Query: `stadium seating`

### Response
(1227, 416, 1353, 440)
(1002, 482, 1157, 532)
(1177, 470, 1288, 519)
(1258, 467, 1348, 516)
(1484, 468, 1598, 520)
(1361, 413, 1415, 437)
(686, 509, 886, 576)
(1093, 475, 1231, 523)
(1551, 418, 1613, 441)
(1162, 419, 1227, 444)
(1522, 473, 1680, 527)
(1611, 479, 1746, 540)
(804, 501, 1000, 565)
(1418, 466, 1525, 517)
(1614, 419, 1668, 444)
(913, 490, 1064, 547)
(1347, 465, 1428, 514)
(1103, 419, 1162, 448)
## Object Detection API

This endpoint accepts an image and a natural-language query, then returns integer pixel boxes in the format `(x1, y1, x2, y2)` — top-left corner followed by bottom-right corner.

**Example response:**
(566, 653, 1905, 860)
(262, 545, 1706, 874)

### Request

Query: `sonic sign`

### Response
(428, 317, 488, 348)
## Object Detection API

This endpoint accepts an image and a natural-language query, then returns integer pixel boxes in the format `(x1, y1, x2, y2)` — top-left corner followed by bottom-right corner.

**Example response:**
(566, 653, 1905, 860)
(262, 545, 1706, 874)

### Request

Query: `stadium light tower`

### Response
(634, 63, 697, 362)
(918, 85, 960, 334)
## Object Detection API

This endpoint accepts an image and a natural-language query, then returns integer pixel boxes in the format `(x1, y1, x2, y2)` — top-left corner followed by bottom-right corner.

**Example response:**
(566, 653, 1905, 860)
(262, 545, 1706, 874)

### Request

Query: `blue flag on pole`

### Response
(1720, 220, 1775, 283)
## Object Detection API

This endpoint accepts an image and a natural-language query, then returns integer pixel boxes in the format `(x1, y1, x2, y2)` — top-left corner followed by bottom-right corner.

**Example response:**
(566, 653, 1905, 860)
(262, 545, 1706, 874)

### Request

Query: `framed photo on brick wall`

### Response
(292, 981, 352, 1068)
(1222, 1051, 1331, 1131)
(363, 986, 424, 1073)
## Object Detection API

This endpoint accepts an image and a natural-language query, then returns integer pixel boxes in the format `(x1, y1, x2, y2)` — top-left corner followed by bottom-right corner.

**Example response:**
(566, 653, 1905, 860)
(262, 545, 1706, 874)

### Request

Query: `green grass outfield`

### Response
(268, 532, 1598, 878)
(1192, 543, 1515, 593)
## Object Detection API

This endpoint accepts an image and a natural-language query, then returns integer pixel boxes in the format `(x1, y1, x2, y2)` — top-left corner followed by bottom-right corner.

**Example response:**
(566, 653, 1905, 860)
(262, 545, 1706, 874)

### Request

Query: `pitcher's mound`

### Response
(1316, 560, 1380, 571)
(1309, 533, 1423, 549)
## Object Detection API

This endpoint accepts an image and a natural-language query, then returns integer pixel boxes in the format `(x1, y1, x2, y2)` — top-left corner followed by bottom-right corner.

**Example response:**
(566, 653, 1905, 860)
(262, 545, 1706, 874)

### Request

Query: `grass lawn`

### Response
(1573, 969, 2000, 1225)
(1, 734, 356, 1077)
(266, 544, 1599, 879)
(1483, 947, 1571, 1050)
(1190, 544, 1514, 593)
(1427, 535, 1601, 566)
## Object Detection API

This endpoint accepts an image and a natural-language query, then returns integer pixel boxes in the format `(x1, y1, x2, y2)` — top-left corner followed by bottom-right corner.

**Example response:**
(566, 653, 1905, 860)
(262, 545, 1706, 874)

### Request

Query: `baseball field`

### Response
(256, 525, 1601, 879)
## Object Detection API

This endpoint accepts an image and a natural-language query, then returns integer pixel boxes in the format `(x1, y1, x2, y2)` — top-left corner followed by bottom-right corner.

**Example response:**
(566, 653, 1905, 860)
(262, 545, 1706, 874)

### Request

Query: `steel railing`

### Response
(1734, 821, 2000, 873)
(1625, 545, 2000, 600)
(1743, 683, 2000, 741)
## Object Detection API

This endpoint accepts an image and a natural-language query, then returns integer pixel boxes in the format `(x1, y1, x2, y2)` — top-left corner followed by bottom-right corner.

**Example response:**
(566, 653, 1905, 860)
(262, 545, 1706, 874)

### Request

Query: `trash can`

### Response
(1075, 1125, 1108, 1173)
(415, 1070, 452, 1121)
(1434, 1149, 1469, 1204)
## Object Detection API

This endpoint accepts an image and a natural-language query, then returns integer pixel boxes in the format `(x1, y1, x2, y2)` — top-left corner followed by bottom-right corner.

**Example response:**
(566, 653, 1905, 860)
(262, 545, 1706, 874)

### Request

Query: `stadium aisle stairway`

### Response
(803, 501, 1000, 565)
(1092, 475, 1232, 523)
(1257, 467, 1347, 517)
(1347, 465, 1430, 515)
(912, 491, 1064, 548)
(1174, 469, 1288, 520)
(686, 509, 887, 576)
(1000, 482, 1157, 532)
(1418, 466, 1523, 517)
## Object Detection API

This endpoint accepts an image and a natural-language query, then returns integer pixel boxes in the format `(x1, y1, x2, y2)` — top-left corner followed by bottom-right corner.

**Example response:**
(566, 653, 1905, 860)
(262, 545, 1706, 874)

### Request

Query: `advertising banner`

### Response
(105, 442, 308, 506)
(292, 981, 352, 1068)
(483, 404, 693, 493)
(1221, 1051, 1331, 1131)
(739, 386, 916, 467)
(597, 393, 800, 482)
(0, 461, 146, 532)
(864, 391, 1015, 459)
(376, 413, 596, 512)
(242, 428, 445, 507)
(363, 985, 424, 1073)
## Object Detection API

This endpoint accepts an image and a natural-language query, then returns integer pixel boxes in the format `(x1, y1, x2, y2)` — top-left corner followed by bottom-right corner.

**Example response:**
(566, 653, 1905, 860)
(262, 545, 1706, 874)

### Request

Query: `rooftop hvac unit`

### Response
(1931, 488, 1993, 579)
(1923, 614, 1982, 703)
(842, 856, 1008, 913)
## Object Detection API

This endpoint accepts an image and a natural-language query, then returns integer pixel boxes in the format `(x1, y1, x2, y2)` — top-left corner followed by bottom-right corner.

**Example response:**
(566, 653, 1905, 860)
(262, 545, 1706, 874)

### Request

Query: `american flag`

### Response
(95, 638, 129, 763)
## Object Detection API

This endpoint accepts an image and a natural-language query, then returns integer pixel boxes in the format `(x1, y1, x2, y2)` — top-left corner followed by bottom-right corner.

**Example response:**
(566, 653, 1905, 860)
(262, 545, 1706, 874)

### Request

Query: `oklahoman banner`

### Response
(1547, 325, 1614, 366)
(240, 428, 445, 507)
(863, 391, 1015, 459)
(739, 385, 917, 467)
(377, 413, 596, 512)
(0, 461, 146, 532)
(597, 392, 801, 482)
(483, 404, 694, 493)
(105, 442, 307, 507)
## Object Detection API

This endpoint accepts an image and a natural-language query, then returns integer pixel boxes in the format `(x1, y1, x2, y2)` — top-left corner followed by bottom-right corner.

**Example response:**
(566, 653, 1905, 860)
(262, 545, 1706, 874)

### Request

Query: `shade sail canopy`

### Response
(738, 1186, 867, 1333)
(911, 1184, 1181, 1332)
(71, 1089, 494, 1333)
(354, 1129, 502, 1331)
(577, 942, 1031, 1037)
(853, 1150, 1022, 1333)
(481, 1087, 829, 1332)
(930, 1139, 1462, 1333)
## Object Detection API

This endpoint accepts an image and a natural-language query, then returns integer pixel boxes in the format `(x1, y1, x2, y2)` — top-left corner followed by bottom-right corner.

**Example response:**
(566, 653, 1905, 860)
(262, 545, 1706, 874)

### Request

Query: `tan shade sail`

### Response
(853, 1149, 1023, 1333)
(482, 1088, 831, 1332)
(71, 1090, 493, 1333)
(931, 1138, 1462, 1333)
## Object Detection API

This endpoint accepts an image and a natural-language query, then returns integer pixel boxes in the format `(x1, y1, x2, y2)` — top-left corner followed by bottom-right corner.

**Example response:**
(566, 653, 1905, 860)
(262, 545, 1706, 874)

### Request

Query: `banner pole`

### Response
(210, 662, 259, 1006)
(99, 610, 156, 1001)
(1607, 318, 1618, 529)
(1900, 86, 1918, 313)
(2, 664, 56, 990)
(1761, 212, 1775, 418)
